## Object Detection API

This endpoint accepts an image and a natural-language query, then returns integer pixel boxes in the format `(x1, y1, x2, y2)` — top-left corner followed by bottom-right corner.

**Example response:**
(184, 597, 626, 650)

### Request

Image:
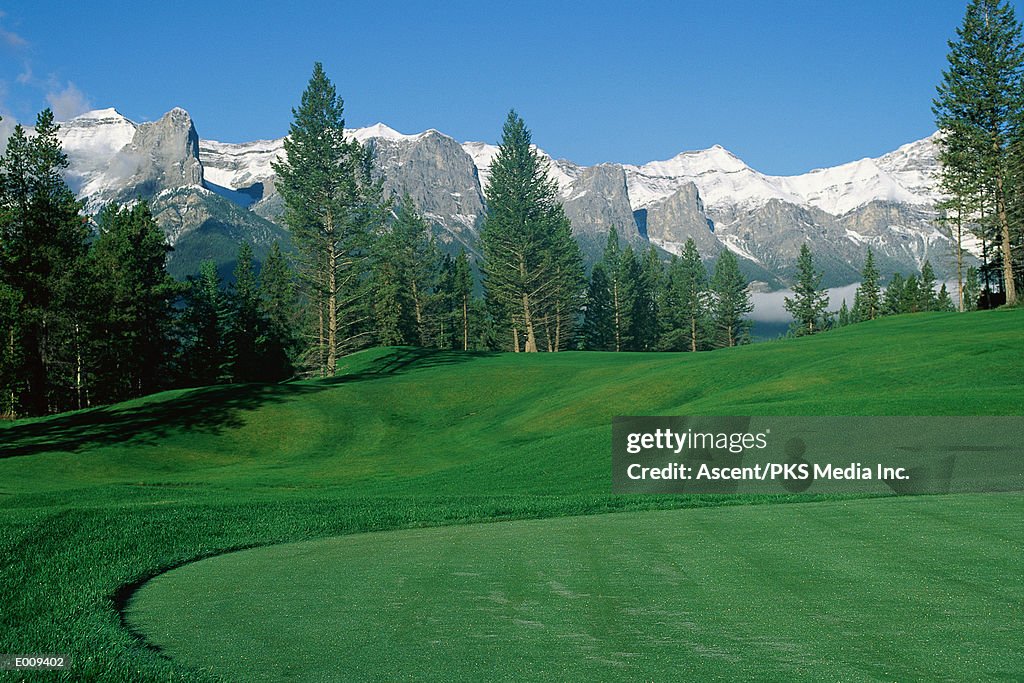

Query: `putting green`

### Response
(127, 493, 1022, 681)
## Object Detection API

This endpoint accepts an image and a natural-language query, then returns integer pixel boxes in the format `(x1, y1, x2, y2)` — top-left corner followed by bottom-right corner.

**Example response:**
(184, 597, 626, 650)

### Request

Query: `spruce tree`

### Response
(617, 245, 642, 351)
(599, 227, 629, 352)
(582, 262, 615, 350)
(0, 110, 89, 414)
(540, 210, 585, 351)
(228, 243, 266, 382)
(370, 197, 436, 347)
(260, 241, 297, 380)
(918, 260, 939, 311)
(784, 244, 829, 336)
(934, 0, 1024, 305)
(453, 250, 473, 351)
(905, 275, 922, 313)
(710, 249, 753, 347)
(479, 110, 581, 352)
(272, 63, 383, 376)
(88, 201, 177, 402)
(854, 248, 882, 321)
(936, 283, 956, 311)
(838, 300, 851, 327)
(963, 265, 982, 310)
(661, 239, 709, 351)
(628, 246, 662, 351)
(884, 273, 907, 315)
(180, 261, 230, 386)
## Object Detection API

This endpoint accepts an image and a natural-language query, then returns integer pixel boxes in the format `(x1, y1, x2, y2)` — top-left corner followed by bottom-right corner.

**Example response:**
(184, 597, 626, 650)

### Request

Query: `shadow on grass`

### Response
(0, 348, 496, 459)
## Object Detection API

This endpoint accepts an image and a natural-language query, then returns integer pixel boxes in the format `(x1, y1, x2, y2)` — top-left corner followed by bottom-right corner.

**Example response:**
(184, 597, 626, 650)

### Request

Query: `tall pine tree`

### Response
(272, 63, 384, 376)
(784, 244, 829, 336)
(934, 0, 1024, 304)
(479, 111, 582, 352)
(88, 201, 177, 403)
(709, 249, 753, 347)
(0, 110, 89, 414)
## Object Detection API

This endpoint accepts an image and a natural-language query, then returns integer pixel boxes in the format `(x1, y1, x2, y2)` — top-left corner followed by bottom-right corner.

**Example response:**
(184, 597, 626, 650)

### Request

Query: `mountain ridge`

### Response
(51, 107, 964, 288)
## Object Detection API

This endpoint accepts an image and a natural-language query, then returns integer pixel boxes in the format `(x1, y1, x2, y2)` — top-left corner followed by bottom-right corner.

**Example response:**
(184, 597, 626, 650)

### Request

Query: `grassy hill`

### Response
(0, 309, 1021, 681)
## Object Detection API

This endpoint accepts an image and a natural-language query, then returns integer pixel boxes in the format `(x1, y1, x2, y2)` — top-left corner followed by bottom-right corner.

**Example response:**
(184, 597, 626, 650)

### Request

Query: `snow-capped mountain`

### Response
(52, 107, 960, 287)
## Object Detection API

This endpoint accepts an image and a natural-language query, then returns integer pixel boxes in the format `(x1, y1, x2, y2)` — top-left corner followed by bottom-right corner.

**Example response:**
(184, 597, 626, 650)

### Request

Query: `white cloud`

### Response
(46, 82, 92, 121)
(0, 11, 27, 50)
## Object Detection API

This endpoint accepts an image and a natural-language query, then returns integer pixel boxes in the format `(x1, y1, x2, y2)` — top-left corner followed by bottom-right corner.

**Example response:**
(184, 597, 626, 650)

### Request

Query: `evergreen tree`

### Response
(180, 261, 230, 386)
(599, 227, 630, 352)
(371, 195, 439, 347)
(934, 0, 1024, 305)
(479, 110, 582, 352)
(617, 245, 642, 351)
(228, 242, 266, 382)
(259, 241, 297, 380)
(452, 250, 473, 351)
(709, 249, 753, 347)
(904, 274, 922, 313)
(918, 260, 939, 311)
(838, 299, 851, 327)
(784, 244, 829, 336)
(853, 248, 882, 321)
(851, 290, 864, 324)
(538, 210, 585, 351)
(627, 246, 661, 351)
(88, 201, 177, 403)
(0, 110, 89, 414)
(936, 283, 956, 311)
(661, 239, 709, 351)
(963, 266, 982, 310)
(272, 62, 384, 376)
(884, 273, 907, 315)
(582, 262, 615, 350)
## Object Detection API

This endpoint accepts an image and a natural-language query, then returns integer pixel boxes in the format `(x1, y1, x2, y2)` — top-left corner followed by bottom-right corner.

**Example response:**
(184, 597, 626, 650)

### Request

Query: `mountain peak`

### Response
(70, 107, 127, 122)
(354, 122, 408, 141)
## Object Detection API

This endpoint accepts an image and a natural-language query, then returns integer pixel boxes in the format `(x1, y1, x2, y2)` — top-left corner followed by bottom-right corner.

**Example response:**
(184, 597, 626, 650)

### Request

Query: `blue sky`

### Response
(0, 1, 1015, 175)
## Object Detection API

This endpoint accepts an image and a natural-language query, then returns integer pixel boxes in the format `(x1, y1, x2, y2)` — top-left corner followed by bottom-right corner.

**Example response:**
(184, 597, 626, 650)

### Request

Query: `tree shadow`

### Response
(0, 348, 496, 459)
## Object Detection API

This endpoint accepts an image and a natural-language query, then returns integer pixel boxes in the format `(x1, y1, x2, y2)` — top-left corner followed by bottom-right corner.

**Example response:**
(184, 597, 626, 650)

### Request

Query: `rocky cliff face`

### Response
(100, 108, 203, 206)
(561, 164, 644, 261)
(642, 183, 719, 257)
(368, 130, 485, 253)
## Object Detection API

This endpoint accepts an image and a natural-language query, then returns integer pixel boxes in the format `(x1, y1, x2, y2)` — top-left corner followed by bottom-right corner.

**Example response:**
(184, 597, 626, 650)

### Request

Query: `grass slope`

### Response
(0, 309, 1021, 681)
(128, 495, 1023, 682)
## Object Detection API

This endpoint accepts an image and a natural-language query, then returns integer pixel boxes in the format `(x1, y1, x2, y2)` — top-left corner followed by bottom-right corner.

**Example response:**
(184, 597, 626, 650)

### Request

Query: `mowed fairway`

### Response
(0, 309, 1022, 681)
(128, 494, 1022, 682)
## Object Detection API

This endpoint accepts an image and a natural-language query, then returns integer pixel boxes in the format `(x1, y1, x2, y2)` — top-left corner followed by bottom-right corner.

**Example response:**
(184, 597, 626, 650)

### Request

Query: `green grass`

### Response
(127, 494, 1023, 682)
(0, 309, 1021, 681)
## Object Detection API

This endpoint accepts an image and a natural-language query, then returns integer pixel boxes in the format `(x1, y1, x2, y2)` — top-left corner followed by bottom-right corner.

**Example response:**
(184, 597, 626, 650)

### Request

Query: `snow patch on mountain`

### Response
(56, 108, 137, 198)
(623, 137, 941, 217)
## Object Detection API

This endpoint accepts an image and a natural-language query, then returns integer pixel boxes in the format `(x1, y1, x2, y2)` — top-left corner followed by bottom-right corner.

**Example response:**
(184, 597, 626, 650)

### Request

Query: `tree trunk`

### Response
(995, 166, 1018, 305)
(326, 213, 337, 376)
(612, 280, 621, 352)
(512, 327, 520, 353)
(956, 206, 964, 312)
(554, 301, 562, 352)
(412, 280, 424, 345)
(522, 292, 538, 352)
(462, 294, 469, 351)
(518, 256, 538, 352)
